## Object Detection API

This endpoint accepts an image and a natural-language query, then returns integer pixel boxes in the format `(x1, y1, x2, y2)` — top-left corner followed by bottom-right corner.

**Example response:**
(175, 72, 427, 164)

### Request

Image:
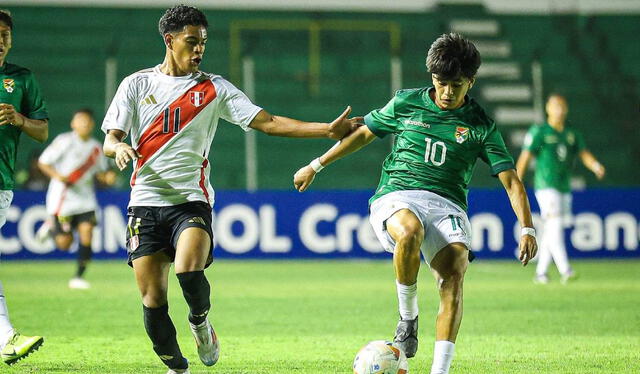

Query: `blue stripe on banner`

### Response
(0, 189, 638, 260)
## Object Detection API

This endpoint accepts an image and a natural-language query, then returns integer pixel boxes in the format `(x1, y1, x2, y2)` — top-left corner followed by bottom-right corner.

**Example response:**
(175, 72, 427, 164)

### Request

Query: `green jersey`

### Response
(364, 87, 514, 211)
(0, 62, 48, 190)
(523, 123, 585, 192)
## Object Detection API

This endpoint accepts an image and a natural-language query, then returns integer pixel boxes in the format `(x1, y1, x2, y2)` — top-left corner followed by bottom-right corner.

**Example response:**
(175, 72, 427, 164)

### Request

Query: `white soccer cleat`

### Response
(533, 274, 549, 285)
(68, 277, 91, 290)
(189, 319, 219, 366)
(166, 368, 190, 374)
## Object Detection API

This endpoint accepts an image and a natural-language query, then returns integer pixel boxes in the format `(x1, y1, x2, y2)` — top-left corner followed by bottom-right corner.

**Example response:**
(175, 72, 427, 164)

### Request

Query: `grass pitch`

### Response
(1, 259, 638, 373)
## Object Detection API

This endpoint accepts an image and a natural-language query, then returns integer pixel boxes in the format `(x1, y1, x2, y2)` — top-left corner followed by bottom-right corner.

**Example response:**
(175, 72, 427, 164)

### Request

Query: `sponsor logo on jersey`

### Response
(190, 91, 205, 107)
(402, 119, 431, 128)
(567, 132, 575, 145)
(3, 79, 14, 93)
(141, 95, 157, 105)
(455, 126, 469, 144)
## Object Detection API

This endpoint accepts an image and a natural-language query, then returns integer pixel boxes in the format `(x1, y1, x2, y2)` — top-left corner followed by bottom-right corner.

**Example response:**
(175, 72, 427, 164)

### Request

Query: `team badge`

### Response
(455, 126, 469, 144)
(128, 235, 140, 252)
(3, 79, 14, 93)
(190, 91, 205, 107)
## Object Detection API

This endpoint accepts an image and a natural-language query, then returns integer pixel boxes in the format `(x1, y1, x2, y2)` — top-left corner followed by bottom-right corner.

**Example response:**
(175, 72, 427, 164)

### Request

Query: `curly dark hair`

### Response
(158, 4, 208, 35)
(426, 33, 481, 80)
(0, 9, 12, 30)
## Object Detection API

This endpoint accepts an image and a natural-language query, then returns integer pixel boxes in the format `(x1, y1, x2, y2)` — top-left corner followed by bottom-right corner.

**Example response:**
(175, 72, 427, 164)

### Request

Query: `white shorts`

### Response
(0, 190, 13, 229)
(535, 188, 572, 223)
(369, 190, 471, 265)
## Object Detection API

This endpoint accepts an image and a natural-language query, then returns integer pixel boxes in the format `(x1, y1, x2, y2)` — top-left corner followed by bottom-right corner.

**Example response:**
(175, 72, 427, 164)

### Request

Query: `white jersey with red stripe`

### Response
(101, 65, 262, 207)
(39, 132, 108, 216)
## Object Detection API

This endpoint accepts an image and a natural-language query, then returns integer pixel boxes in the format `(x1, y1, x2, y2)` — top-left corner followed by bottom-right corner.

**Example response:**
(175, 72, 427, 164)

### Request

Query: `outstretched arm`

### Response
(293, 125, 377, 192)
(515, 150, 533, 182)
(0, 103, 48, 143)
(249, 107, 362, 140)
(498, 169, 538, 266)
(579, 150, 605, 180)
(38, 162, 68, 185)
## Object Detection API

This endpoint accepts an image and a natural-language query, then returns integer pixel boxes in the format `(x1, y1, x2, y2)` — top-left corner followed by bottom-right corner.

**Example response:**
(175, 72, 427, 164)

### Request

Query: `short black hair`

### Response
(158, 4, 208, 36)
(73, 108, 94, 118)
(0, 9, 13, 30)
(426, 33, 481, 80)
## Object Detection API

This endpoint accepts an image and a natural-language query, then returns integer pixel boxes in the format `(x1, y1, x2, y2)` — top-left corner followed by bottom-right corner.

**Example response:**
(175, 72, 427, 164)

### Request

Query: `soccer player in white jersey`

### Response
(37, 108, 115, 289)
(101, 5, 360, 374)
(294, 33, 538, 374)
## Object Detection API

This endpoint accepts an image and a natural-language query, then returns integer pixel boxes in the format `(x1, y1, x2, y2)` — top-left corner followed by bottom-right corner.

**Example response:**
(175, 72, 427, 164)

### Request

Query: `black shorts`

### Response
(52, 211, 97, 236)
(125, 201, 214, 267)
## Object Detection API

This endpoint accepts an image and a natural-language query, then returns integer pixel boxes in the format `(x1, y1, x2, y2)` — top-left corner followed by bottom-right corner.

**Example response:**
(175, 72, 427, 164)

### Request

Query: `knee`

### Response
(140, 286, 168, 308)
(55, 235, 73, 250)
(437, 263, 467, 292)
(396, 223, 424, 250)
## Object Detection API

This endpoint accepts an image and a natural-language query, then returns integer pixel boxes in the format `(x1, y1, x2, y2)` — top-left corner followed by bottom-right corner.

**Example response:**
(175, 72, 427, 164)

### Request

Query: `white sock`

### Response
(536, 220, 553, 276)
(396, 280, 418, 320)
(545, 216, 571, 274)
(430, 340, 455, 374)
(0, 281, 14, 347)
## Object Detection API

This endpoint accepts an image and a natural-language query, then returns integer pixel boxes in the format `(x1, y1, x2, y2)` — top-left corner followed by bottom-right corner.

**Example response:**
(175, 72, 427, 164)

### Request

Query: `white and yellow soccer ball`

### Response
(353, 340, 409, 374)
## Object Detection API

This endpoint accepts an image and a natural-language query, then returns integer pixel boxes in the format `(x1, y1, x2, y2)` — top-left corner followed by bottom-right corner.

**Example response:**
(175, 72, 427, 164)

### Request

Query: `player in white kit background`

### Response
(101, 5, 361, 374)
(37, 108, 115, 289)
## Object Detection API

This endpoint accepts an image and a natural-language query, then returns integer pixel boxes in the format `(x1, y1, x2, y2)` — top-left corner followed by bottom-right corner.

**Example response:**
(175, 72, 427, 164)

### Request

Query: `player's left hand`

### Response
(293, 165, 316, 192)
(0, 103, 25, 127)
(518, 234, 537, 266)
(328, 106, 363, 140)
(594, 165, 606, 180)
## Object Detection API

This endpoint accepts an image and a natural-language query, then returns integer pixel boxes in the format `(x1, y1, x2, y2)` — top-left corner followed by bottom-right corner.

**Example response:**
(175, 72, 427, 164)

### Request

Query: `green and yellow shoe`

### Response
(1, 331, 44, 365)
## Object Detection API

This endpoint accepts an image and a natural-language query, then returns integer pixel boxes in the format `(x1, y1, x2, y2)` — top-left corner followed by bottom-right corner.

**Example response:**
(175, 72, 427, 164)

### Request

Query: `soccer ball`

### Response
(353, 340, 409, 374)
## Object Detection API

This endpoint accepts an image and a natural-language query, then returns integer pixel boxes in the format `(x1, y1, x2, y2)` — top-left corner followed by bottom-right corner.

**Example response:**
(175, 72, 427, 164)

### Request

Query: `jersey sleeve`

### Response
(23, 72, 49, 120)
(216, 78, 263, 131)
(101, 76, 136, 136)
(480, 123, 515, 176)
(38, 134, 68, 165)
(522, 125, 543, 154)
(364, 95, 399, 138)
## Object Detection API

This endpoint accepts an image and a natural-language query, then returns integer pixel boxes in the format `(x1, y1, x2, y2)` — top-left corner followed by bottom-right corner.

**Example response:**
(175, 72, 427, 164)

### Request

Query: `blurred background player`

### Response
(294, 33, 537, 374)
(37, 108, 116, 290)
(0, 9, 46, 365)
(101, 5, 359, 374)
(516, 94, 606, 284)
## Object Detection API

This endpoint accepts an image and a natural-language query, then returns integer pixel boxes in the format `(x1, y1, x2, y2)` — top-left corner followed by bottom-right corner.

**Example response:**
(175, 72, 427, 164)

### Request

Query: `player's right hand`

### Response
(114, 143, 141, 171)
(293, 165, 316, 192)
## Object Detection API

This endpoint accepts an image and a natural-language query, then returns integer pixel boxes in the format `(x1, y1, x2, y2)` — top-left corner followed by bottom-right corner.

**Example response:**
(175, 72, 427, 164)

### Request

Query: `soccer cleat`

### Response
(533, 274, 549, 285)
(560, 270, 578, 285)
(393, 316, 418, 358)
(1, 331, 44, 365)
(68, 277, 91, 290)
(166, 368, 190, 374)
(189, 319, 219, 366)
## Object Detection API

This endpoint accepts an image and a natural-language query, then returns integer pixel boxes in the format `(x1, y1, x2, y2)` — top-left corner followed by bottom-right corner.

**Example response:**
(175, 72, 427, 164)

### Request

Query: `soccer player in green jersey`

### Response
(516, 94, 605, 284)
(0, 9, 47, 365)
(294, 33, 538, 374)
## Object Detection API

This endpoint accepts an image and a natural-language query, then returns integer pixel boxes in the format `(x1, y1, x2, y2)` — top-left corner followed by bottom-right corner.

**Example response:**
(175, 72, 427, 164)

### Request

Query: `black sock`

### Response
(176, 271, 211, 325)
(76, 244, 92, 278)
(143, 304, 188, 370)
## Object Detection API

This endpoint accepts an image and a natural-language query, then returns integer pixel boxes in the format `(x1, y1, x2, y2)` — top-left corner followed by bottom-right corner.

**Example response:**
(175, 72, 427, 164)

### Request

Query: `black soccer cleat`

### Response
(393, 316, 418, 358)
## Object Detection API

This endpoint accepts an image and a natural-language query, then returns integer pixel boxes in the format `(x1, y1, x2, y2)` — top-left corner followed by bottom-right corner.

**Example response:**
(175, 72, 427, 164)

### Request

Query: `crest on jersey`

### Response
(455, 126, 469, 144)
(190, 91, 205, 107)
(3, 79, 14, 93)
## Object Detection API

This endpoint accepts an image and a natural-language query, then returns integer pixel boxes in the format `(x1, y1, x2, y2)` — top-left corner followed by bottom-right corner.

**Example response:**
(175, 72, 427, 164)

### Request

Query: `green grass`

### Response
(1, 259, 639, 373)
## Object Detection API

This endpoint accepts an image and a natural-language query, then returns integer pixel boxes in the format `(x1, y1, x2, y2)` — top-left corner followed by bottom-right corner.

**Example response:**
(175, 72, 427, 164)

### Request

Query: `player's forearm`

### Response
(103, 131, 126, 158)
(500, 170, 534, 228)
(37, 162, 64, 181)
(318, 126, 376, 167)
(580, 150, 604, 175)
(260, 115, 329, 138)
(515, 152, 531, 181)
(19, 118, 48, 143)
